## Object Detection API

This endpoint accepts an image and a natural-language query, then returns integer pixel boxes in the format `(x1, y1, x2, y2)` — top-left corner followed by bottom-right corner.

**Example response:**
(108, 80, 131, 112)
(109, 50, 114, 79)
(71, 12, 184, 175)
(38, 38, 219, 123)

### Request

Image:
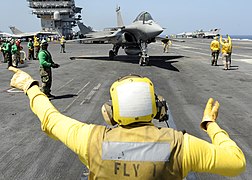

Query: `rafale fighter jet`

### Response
(9, 26, 59, 40)
(75, 7, 164, 66)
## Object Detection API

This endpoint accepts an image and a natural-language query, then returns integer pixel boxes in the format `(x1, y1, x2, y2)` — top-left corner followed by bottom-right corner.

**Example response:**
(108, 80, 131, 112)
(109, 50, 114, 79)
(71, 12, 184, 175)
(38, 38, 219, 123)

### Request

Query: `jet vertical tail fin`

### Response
(116, 5, 124, 27)
(9, 26, 23, 35)
(77, 21, 93, 35)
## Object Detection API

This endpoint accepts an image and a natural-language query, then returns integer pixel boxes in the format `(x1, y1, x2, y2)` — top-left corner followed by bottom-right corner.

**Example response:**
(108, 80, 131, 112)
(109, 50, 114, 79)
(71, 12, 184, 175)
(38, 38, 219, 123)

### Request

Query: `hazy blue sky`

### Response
(0, 0, 251, 35)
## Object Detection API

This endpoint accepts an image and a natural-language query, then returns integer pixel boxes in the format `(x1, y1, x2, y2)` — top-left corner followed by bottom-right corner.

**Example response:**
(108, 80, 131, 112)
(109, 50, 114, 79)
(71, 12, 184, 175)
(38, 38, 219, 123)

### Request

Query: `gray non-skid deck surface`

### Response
(0, 39, 251, 179)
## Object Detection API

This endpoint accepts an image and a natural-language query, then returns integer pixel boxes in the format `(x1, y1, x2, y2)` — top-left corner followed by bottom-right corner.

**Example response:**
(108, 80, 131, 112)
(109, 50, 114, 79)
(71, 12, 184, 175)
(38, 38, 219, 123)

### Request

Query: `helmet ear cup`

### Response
(101, 102, 117, 126)
(154, 95, 169, 121)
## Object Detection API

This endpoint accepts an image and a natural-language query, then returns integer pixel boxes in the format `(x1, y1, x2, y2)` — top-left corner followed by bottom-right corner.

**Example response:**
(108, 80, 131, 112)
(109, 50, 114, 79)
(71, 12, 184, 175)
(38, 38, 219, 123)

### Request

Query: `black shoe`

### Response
(47, 94, 56, 99)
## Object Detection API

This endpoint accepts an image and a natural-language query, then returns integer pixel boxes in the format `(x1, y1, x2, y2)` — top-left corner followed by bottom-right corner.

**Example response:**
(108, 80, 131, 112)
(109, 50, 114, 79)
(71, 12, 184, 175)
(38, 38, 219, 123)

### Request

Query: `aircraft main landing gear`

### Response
(109, 50, 115, 60)
(109, 45, 120, 60)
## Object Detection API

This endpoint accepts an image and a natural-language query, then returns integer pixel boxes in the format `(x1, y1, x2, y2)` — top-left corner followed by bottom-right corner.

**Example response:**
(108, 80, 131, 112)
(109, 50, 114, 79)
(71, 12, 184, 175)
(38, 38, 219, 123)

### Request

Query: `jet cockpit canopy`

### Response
(134, 11, 153, 22)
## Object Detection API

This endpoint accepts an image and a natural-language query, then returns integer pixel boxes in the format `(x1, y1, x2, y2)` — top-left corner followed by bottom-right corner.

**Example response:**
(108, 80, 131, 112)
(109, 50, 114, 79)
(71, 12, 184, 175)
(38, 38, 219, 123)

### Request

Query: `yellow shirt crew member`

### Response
(8, 68, 246, 179)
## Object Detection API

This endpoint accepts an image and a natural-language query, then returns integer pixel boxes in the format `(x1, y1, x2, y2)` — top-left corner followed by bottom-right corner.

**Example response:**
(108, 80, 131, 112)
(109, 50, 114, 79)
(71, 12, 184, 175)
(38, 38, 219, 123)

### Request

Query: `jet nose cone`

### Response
(158, 27, 164, 35)
(152, 24, 164, 36)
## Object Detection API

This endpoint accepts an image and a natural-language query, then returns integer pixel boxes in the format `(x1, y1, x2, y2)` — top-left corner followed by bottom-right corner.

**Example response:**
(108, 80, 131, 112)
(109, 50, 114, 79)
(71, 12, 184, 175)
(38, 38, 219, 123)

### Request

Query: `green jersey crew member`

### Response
(8, 70, 246, 180)
(2, 38, 12, 68)
(11, 39, 19, 67)
(27, 38, 34, 60)
(38, 40, 59, 98)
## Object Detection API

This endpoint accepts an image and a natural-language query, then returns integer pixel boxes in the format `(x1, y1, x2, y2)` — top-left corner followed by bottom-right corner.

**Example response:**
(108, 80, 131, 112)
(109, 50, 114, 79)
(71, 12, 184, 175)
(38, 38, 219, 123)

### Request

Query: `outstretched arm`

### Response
(228, 35, 232, 47)
(182, 98, 246, 177)
(9, 67, 95, 167)
(182, 123, 245, 177)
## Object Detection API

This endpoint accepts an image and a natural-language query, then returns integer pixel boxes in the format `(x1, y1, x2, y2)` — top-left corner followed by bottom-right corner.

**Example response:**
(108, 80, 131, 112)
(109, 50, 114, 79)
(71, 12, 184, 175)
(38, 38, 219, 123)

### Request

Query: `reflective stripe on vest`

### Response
(88, 124, 184, 180)
(102, 142, 170, 161)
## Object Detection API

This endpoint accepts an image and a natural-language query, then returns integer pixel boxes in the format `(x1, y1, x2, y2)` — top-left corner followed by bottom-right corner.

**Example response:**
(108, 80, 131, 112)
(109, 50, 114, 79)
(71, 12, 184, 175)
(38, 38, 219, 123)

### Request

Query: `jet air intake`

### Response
(121, 32, 135, 43)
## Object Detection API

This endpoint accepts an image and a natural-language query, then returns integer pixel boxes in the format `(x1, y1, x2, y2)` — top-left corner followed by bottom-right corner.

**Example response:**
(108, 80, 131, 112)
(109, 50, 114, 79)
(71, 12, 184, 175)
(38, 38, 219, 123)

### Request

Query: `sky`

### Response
(0, 0, 251, 36)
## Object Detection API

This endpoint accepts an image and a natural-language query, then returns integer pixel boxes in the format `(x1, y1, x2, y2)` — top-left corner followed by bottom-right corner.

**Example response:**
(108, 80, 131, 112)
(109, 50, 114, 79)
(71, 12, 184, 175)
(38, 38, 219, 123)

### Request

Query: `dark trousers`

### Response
(5, 52, 12, 68)
(28, 49, 34, 60)
(60, 44, 65, 53)
(40, 67, 52, 95)
(211, 51, 219, 66)
(34, 46, 40, 60)
(2, 52, 6, 62)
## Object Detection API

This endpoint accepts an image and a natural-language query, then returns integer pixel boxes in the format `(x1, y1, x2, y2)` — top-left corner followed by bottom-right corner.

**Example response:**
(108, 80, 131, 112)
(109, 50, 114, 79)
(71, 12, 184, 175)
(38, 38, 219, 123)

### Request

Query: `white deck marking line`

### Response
(55, 79, 74, 91)
(232, 59, 252, 64)
(63, 81, 90, 112)
(232, 53, 252, 59)
(0, 135, 28, 161)
(172, 44, 252, 63)
(77, 81, 90, 94)
(6, 88, 23, 93)
(80, 83, 101, 105)
(173, 46, 210, 56)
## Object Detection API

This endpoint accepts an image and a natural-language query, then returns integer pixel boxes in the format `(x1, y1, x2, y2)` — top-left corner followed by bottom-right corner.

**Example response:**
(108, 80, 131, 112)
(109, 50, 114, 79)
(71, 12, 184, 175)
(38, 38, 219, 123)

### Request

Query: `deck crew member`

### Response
(8, 71, 246, 179)
(2, 38, 12, 68)
(162, 35, 172, 53)
(38, 40, 59, 99)
(34, 36, 40, 60)
(60, 36, 66, 53)
(210, 36, 220, 66)
(220, 35, 232, 70)
(27, 38, 34, 60)
(11, 39, 19, 67)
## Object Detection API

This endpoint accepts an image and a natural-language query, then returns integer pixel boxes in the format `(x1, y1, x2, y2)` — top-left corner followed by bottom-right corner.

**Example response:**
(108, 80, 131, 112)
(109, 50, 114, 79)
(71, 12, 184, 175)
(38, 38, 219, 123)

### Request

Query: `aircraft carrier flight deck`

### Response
(0, 38, 251, 179)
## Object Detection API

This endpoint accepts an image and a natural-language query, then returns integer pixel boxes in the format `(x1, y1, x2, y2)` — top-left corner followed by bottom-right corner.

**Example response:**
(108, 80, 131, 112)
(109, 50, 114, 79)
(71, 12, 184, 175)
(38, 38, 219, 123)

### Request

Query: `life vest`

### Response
(88, 124, 184, 180)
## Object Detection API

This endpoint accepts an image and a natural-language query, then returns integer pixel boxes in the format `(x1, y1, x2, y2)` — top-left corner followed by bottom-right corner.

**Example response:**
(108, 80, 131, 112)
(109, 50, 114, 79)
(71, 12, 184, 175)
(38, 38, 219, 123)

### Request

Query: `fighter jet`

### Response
(74, 7, 164, 66)
(9, 26, 59, 40)
(176, 28, 220, 39)
(202, 28, 220, 39)
(0, 31, 13, 38)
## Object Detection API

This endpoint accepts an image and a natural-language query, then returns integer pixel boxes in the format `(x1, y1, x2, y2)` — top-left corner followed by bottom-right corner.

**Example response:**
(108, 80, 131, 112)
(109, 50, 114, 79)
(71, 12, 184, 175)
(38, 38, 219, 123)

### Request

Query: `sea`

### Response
(229, 35, 252, 41)
(162, 34, 252, 41)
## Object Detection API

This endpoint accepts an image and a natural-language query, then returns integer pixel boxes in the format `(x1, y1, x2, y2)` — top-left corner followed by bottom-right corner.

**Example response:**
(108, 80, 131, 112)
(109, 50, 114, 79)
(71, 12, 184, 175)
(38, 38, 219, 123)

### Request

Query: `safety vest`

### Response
(221, 43, 231, 54)
(34, 37, 40, 47)
(210, 40, 220, 51)
(60, 38, 66, 45)
(88, 124, 184, 180)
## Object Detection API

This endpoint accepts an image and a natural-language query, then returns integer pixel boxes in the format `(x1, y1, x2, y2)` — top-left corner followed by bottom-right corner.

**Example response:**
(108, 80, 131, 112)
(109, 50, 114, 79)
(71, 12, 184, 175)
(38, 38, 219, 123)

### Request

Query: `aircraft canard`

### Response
(70, 7, 164, 66)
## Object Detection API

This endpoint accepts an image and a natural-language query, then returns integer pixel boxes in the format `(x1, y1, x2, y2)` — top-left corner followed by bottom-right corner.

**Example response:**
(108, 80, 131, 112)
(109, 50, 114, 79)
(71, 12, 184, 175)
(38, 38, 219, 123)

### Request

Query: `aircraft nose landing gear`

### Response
(139, 42, 150, 66)
(139, 55, 149, 66)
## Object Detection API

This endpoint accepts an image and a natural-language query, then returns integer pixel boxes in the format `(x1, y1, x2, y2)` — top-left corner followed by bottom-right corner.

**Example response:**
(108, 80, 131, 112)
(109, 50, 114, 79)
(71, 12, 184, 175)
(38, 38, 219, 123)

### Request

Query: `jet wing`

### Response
(9, 26, 59, 39)
(68, 29, 121, 44)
